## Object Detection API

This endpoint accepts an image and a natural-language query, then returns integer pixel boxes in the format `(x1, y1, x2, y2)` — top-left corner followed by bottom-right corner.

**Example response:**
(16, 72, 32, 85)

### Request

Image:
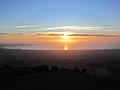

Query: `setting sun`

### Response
(61, 34, 69, 40)
(59, 32, 72, 40)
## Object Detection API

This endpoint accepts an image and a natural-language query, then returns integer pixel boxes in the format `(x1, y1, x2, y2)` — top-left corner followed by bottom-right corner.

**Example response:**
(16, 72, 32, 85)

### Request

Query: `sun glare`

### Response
(62, 34, 69, 40)
(60, 32, 72, 40)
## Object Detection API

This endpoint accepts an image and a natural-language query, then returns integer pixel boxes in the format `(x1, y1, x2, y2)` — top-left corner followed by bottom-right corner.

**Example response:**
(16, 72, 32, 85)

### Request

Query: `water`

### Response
(2, 45, 66, 50)
(2, 46, 56, 50)
(1, 44, 120, 50)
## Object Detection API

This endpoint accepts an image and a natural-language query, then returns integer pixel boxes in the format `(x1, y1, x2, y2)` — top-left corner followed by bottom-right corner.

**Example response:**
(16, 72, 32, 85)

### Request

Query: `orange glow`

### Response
(0, 35, 119, 43)
(0, 33, 120, 50)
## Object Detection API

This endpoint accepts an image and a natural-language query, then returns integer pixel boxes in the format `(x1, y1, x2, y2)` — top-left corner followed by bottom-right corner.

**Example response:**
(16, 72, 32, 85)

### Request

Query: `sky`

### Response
(0, 0, 120, 49)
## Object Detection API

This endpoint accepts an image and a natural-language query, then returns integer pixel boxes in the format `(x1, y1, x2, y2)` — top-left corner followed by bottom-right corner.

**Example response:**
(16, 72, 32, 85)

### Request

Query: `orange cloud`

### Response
(0, 32, 120, 44)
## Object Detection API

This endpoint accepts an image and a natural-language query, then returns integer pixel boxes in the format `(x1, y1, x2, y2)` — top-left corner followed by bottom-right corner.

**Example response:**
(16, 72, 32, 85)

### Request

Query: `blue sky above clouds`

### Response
(0, 0, 120, 34)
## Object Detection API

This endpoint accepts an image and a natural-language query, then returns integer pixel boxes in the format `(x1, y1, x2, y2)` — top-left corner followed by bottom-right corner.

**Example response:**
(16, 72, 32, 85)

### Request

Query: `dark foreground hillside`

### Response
(0, 68, 120, 90)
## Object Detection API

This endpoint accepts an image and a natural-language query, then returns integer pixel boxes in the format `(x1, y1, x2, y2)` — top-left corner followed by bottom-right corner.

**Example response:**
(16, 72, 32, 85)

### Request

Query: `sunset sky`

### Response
(0, 0, 120, 50)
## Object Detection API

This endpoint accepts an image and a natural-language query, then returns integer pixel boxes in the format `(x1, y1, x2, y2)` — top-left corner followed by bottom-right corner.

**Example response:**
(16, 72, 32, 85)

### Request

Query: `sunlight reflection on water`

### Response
(64, 45, 68, 50)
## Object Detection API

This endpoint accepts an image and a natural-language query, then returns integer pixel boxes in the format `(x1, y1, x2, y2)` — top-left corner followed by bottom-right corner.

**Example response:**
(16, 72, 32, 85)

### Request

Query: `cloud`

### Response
(15, 25, 36, 29)
(33, 32, 63, 36)
(0, 32, 119, 38)
(32, 32, 119, 37)
(0, 33, 27, 37)
(69, 34, 118, 37)
(0, 33, 9, 35)
(43, 26, 112, 31)
(13, 25, 120, 34)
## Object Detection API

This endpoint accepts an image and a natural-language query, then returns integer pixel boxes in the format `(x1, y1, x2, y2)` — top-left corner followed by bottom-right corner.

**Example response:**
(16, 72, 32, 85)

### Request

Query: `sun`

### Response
(62, 34, 69, 40)
(59, 32, 72, 40)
